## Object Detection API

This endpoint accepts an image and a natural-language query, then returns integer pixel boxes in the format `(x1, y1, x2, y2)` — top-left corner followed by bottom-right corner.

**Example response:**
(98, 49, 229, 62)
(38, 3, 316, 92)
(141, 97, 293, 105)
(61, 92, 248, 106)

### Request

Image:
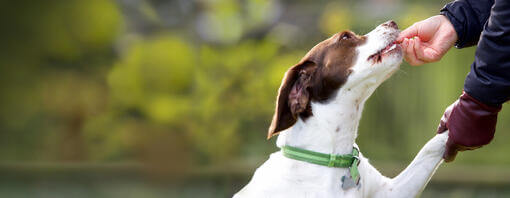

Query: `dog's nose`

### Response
(382, 20, 398, 29)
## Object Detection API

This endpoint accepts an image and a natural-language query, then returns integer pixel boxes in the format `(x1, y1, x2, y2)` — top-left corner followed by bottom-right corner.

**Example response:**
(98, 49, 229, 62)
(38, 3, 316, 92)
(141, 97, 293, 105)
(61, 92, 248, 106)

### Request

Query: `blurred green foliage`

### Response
(0, 0, 509, 172)
(0, 0, 121, 161)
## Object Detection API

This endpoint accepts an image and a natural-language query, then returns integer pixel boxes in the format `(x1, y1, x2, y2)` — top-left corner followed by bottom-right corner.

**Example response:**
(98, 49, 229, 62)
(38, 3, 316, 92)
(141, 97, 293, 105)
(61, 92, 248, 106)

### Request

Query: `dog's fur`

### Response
(234, 21, 448, 198)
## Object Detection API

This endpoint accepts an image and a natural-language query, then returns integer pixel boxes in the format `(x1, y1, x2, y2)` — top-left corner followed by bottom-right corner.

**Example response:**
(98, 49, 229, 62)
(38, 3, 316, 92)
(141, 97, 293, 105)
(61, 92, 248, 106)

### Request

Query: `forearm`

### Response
(440, 0, 494, 48)
(464, 0, 510, 106)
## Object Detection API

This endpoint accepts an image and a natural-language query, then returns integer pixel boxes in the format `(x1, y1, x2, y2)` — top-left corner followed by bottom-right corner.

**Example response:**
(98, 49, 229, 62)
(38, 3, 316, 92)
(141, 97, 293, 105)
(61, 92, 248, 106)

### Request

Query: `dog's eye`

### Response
(340, 33, 352, 40)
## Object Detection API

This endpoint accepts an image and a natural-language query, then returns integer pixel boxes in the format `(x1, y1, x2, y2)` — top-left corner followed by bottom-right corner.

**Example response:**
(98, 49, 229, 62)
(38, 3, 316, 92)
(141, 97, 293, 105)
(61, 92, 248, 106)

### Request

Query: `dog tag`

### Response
(341, 172, 360, 190)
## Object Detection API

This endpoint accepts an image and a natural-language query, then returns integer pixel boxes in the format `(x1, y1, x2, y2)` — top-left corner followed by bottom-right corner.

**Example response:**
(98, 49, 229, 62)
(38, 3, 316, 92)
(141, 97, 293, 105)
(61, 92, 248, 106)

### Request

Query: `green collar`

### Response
(281, 145, 360, 188)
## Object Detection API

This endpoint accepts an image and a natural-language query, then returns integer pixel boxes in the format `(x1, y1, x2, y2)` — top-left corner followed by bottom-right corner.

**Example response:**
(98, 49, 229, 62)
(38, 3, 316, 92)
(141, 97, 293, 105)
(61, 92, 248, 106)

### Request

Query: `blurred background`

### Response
(0, 0, 509, 197)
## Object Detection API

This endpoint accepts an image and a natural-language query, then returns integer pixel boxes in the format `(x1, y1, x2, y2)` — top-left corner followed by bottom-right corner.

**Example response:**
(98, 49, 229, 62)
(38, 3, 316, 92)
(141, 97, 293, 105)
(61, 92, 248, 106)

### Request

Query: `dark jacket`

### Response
(441, 0, 510, 106)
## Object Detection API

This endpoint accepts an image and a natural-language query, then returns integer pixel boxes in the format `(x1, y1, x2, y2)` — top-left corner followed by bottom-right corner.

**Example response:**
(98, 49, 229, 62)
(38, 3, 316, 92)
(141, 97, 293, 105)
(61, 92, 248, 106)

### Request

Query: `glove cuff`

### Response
(460, 91, 502, 112)
(448, 91, 501, 147)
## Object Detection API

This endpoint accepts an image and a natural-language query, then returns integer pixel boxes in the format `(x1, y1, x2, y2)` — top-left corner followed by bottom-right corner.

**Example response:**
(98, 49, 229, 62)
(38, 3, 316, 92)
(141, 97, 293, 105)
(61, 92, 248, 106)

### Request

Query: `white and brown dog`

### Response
(234, 21, 448, 198)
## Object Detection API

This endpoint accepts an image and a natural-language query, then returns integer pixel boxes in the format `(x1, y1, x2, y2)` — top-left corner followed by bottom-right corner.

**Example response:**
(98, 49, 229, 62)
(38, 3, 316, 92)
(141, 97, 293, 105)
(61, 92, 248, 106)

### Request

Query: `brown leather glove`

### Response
(437, 91, 502, 162)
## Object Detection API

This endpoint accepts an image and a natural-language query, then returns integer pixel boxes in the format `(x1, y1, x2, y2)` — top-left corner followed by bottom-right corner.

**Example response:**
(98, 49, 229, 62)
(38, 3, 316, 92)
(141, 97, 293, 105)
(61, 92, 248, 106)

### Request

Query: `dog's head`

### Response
(268, 21, 402, 139)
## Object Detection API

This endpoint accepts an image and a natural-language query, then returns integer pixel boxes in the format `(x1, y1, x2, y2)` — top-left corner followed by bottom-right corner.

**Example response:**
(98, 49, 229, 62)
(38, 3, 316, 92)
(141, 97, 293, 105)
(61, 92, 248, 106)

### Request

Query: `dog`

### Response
(233, 21, 448, 198)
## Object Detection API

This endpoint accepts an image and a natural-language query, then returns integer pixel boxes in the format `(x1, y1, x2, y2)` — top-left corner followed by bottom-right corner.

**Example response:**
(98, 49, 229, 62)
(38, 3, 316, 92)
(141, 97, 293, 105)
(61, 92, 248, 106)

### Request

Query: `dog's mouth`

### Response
(367, 41, 400, 63)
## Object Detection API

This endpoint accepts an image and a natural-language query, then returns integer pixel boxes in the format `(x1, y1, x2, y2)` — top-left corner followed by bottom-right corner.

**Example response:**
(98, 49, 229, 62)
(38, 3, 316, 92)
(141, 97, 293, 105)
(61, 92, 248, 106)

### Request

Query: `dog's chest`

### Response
(236, 152, 366, 198)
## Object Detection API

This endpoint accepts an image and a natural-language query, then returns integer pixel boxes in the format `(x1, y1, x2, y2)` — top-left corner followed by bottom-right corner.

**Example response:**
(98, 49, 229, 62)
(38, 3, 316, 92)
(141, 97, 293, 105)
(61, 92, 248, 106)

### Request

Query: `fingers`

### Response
(436, 121, 447, 134)
(398, 15, 445, 43)
(399, 15, 453, 63)
(436, 109, 449, 133)
(397, 23, 419, 43)
(443, 145, 458, 163)
(413, 37, 429, 62)
(437, 100, 457, 133)
(402, 38, 425, 66)
(403, 37, 440, 65)
(402, 37, 442, 65)
(443, 138, 459, 162)
(414, 37, 442, 62)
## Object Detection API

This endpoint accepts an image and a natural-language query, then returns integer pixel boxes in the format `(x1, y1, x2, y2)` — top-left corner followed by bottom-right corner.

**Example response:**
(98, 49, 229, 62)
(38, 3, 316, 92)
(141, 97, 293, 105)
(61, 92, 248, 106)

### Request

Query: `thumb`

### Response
(437, 101, 455, 134)
(397, 23, 419, 43)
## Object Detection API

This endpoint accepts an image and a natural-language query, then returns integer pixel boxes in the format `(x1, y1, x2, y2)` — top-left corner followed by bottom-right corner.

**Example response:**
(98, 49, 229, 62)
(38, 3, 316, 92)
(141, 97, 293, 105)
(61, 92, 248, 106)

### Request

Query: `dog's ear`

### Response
(268, 61, 317, 139)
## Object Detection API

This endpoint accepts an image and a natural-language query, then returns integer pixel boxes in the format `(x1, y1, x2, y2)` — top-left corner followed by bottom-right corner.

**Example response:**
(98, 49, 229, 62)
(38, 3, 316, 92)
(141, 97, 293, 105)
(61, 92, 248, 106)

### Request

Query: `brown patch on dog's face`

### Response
(268, 31, 366, 139)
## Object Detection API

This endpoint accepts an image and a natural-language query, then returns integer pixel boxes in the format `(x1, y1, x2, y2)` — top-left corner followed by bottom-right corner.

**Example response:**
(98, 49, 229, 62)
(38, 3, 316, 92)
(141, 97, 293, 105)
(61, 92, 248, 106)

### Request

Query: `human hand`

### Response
(437, 92, 501, 162)
(437, 101, 479, 162)
(397, 15, 458, 66)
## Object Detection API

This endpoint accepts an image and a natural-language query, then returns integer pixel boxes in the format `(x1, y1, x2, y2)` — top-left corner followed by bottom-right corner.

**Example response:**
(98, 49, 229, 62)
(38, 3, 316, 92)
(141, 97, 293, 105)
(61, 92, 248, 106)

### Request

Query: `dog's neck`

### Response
(277, 85, 374, 155)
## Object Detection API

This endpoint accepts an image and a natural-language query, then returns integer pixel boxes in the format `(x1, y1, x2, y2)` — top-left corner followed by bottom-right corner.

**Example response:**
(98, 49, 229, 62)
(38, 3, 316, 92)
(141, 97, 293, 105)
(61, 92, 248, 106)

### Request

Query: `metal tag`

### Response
(341, 172, 360, 190)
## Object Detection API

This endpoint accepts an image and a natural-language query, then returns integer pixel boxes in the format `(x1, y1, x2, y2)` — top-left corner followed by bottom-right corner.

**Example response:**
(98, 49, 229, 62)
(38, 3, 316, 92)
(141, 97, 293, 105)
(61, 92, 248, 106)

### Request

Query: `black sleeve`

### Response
(440, 0, 495, 48)
(464, 0, 510, 106)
